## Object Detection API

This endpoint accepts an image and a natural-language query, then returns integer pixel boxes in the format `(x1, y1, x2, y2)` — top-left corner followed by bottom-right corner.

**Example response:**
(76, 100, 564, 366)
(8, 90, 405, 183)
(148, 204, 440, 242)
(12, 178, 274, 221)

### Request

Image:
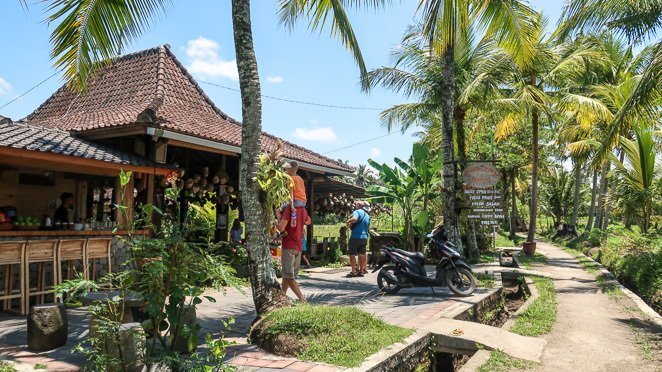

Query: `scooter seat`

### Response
(391, 248, 426, 263)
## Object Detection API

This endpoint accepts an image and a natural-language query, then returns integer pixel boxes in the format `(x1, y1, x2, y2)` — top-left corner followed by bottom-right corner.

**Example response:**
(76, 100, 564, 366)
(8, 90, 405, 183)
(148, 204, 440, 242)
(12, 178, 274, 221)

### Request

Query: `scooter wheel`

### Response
(377, 266, 401, 294)
(447, 267, 476, 297)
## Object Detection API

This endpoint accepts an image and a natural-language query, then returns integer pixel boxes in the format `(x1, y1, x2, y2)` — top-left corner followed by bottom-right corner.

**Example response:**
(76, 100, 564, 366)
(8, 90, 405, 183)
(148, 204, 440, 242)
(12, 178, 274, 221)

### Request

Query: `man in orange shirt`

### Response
(286, 161, 307, 208)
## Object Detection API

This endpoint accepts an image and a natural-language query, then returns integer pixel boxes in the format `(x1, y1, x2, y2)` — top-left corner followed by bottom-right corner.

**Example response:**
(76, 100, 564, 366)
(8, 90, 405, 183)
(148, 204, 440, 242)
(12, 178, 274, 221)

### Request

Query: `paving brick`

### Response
(286, 361, 317, 371)
(229, 356, 252, 366)
(244, 358, 273, 367)
(265, 360, 295, 368)
(307, 365, 338, 372)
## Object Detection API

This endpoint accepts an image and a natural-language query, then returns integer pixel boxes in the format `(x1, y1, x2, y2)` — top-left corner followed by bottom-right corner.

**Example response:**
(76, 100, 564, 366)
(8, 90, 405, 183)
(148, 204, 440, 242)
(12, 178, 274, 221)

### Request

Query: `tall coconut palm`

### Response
(42, 0, 376, 316)
(558, 0, 662, 160)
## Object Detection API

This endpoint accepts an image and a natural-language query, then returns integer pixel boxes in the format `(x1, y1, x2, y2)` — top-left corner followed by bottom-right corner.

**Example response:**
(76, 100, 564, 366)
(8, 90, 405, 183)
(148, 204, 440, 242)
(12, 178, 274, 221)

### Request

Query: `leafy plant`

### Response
(256, 142, 292, 225)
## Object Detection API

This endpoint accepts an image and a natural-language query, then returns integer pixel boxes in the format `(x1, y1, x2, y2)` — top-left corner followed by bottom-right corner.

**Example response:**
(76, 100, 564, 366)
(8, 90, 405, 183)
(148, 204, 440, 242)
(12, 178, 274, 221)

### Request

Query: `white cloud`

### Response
(266, 75, 284, 83)
(293, 127, 337, 143)
(0, 77, 11, 96)
(185, 37, 238, 80)
(370, 147, 382, 158)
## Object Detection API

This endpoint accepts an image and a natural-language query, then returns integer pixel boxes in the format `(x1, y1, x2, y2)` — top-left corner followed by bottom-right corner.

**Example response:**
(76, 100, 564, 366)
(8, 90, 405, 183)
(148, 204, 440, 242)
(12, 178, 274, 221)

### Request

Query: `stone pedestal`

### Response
(105, 323, 146, 372)
(27, 303, 68, 351)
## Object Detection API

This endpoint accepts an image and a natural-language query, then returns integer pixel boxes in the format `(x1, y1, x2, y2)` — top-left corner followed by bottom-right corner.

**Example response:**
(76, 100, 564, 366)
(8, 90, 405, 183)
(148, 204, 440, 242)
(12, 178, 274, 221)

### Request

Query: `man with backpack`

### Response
(346, 201, 371, 277)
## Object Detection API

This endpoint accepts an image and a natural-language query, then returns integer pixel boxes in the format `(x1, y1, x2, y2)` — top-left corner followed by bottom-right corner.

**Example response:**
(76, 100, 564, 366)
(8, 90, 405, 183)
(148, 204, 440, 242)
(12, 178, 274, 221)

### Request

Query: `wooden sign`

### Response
(463, 162, 504, 226)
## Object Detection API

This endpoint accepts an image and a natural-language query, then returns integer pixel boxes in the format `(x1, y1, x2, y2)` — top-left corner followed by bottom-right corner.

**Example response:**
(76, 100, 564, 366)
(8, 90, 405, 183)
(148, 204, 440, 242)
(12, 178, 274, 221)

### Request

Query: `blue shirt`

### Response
(350, 209, 370, 239)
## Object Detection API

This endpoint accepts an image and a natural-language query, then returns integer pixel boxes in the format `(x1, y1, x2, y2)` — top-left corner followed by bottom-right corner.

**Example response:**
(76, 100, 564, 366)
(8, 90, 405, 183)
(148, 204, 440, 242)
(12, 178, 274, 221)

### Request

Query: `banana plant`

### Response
(367, 143, 441, 251)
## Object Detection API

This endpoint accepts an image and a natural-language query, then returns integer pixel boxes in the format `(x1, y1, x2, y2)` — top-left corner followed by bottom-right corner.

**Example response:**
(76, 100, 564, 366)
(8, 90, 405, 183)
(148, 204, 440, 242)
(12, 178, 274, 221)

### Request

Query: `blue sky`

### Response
(0, 1, 562, 167)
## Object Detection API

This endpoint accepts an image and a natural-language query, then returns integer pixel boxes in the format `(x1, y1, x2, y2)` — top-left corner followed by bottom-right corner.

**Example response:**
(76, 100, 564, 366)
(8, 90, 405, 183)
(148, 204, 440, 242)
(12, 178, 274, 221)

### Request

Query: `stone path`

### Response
(515, 241, 661, 372)
(0, 266, 496, 371)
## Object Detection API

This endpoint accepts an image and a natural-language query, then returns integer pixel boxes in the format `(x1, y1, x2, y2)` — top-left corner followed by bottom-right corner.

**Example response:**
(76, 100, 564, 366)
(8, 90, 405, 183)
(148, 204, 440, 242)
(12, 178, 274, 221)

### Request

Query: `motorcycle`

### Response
(373, 224, 476, 296)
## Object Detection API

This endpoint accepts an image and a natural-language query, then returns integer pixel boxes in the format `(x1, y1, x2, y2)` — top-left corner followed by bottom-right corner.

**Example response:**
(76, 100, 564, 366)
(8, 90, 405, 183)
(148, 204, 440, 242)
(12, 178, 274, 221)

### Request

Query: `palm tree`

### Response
(354, 164, 375, 187)
(558, 0, 662, 161)
(42, 0, 375, 316)
(363, 1, 537, 251)
(611, 124, 659, 233)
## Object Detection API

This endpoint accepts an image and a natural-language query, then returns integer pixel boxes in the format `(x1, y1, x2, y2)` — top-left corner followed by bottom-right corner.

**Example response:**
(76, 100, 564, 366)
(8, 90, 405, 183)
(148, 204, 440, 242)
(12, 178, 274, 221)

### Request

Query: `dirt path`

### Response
(520, 241, 661, 372)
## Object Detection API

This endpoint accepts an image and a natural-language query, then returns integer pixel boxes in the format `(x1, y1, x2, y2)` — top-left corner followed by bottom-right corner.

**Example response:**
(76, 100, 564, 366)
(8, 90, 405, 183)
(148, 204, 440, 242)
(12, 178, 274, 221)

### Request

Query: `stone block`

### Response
(28, 303, 68, 351)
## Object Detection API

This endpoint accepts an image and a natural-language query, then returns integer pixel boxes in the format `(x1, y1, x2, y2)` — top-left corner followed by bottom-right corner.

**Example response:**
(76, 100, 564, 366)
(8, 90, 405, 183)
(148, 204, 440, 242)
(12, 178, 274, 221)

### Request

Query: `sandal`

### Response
(346, 272, 357, 278)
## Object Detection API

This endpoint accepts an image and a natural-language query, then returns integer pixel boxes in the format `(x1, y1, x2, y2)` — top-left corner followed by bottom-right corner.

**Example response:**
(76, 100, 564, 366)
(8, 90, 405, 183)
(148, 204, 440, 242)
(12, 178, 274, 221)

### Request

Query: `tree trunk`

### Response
(455, 107, 478, 257)
(601, 151, 622, 231)
(441, 46, 463, 252)
(232, 0, 288, 316)
(527, 106, 539, 243)
(586, 168, 598, 231)
(595, 162, 609, 230)
(570, 160, 581, 228)
(510, 169, 518, 239)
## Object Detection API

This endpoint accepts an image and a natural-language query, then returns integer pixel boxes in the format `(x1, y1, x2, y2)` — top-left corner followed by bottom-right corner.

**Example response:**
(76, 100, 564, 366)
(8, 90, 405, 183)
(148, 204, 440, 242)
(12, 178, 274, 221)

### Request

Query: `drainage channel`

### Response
(416, 273, 530, 372)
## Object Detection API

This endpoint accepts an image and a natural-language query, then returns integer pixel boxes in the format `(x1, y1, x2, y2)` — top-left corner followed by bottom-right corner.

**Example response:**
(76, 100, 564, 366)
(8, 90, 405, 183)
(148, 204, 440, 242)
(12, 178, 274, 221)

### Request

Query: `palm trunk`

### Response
(586, 168, 598, 231)
(455, 107, 477, 257)
(570, 160, 581, 227)
(441, 47, 463, 252)
(595, 162, 609, 230)
(510, 169, 518, 239)
(601, 151, 622, 231)
(527, 105, 539, 243)
(232, 0, 288, 316)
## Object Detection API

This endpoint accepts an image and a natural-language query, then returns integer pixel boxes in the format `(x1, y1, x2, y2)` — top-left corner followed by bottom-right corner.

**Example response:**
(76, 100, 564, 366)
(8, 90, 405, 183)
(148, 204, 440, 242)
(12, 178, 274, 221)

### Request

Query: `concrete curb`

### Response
(460, 276, 540, 372)
(579, 253, 662, 327)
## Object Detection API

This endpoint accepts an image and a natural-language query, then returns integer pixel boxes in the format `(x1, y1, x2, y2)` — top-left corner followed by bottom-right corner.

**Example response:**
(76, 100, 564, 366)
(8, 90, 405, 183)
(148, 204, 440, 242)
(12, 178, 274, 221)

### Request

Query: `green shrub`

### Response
(325, 242, 342, 263)
(597, 233, 661, 313)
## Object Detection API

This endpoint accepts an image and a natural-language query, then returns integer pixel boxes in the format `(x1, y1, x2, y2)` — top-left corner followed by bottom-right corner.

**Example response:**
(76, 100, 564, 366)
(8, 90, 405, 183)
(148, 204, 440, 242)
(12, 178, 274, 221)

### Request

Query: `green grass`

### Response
(313, 224, 344, 240)
(477, 350, 532, 372)
(510, 276, 557, 336)
(595, 274, 625, 299)
(323, 262, 346, 269)
(517, 253, 548, 270)
(475, 273, 496, 288)
(34, 363, 47, 370)
(630, 324, 655, 361)
(562, 248, 600, 275)
(257, 305, 413, 367)
(495, 233, 517, 247)
(0, 360, 16, 372)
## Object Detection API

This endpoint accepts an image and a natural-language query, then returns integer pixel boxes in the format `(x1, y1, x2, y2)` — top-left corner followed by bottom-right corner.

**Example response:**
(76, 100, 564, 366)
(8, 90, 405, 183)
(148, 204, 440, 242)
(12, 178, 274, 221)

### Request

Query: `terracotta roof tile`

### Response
(27, 46, 353, 174)
(0, 121, 167, 168)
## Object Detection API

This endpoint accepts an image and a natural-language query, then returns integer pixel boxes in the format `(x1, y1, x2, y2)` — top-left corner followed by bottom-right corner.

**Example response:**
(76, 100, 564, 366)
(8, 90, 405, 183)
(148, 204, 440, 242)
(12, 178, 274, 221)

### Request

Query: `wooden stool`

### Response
(0, 241, 27, 315)
(86, 238, 112, 281)
(57, 239, 88, 283)
(25, 240, 58, 307)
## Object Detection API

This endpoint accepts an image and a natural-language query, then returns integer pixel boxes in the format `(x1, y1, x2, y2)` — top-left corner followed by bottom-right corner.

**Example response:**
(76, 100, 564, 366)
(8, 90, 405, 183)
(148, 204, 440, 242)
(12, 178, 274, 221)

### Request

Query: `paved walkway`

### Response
(0, 266, 495, 371)
(514, 241, 661, 372)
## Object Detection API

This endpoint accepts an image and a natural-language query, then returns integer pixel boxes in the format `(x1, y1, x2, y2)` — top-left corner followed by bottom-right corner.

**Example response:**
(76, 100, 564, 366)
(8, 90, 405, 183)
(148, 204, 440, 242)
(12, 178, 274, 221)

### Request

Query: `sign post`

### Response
(463, 163, 504, 250)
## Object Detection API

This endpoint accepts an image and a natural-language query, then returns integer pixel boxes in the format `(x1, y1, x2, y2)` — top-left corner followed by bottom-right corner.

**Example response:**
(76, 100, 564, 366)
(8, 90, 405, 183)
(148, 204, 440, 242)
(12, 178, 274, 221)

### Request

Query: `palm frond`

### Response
(45, 0, 170, 91)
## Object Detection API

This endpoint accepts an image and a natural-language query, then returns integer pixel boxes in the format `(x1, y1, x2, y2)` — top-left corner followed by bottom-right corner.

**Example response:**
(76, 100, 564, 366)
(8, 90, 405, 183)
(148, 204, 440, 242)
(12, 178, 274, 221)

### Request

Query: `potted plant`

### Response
(523, 241, 536, 255)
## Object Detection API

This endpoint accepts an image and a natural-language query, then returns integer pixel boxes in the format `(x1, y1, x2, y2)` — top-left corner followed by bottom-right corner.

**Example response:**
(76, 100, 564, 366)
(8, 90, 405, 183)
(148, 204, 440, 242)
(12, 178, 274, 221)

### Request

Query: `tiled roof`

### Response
(0, 120, 167, 168)
(27, 45, 353, 174)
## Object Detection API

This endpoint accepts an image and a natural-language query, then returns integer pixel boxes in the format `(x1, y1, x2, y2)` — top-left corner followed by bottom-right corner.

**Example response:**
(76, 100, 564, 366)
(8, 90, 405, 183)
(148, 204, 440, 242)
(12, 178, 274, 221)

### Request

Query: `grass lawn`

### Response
(477, 350, 531, 372)
(254, 305, 413, 367)
(475, 273, 496, 288)
(518, 252, 548, 270)
(510, 276, 557, 336)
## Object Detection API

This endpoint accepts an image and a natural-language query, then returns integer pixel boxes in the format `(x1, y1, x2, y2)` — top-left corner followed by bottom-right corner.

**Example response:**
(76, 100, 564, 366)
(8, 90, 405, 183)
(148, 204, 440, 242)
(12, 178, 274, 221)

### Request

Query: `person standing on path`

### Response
(276, 205, 311, 302)
(346, 201, 371, 277)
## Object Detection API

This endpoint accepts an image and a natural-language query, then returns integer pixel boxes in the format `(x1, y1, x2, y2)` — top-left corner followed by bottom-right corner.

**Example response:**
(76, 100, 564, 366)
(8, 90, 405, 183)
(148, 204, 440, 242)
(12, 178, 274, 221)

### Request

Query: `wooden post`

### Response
(308, 179, 315, 258)
(115, 172, 135, 228)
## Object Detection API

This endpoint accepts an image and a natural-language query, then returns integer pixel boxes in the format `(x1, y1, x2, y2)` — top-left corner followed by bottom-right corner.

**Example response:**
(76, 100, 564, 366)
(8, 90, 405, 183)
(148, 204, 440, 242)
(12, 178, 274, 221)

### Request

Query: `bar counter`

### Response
(0, 230, 149, 238)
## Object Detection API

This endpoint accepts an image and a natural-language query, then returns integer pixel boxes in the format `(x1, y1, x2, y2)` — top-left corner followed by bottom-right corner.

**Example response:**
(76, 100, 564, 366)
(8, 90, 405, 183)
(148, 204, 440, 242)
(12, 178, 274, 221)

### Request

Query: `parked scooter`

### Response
(373, 224, 476, 296)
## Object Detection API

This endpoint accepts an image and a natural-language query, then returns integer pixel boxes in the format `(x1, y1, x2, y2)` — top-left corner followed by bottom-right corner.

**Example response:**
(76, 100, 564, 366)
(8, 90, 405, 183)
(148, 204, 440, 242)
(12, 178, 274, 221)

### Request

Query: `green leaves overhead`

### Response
(44, 0, 170, 91)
